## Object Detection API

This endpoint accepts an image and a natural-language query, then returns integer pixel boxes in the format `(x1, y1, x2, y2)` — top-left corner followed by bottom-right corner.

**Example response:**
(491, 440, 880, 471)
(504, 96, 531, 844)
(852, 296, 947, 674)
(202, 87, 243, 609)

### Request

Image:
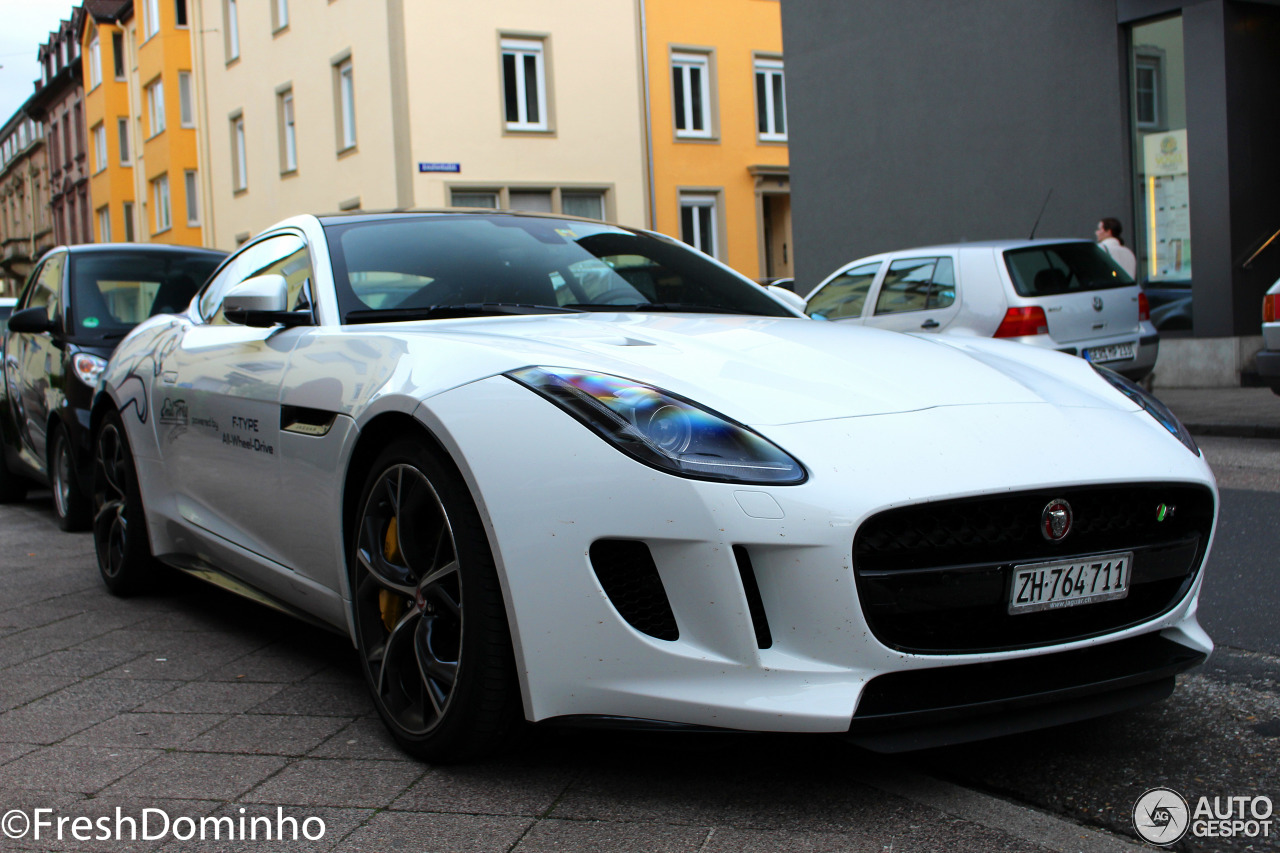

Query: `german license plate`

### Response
(1083, 342, 1135, 363)
(1008, 552, 1132, 614)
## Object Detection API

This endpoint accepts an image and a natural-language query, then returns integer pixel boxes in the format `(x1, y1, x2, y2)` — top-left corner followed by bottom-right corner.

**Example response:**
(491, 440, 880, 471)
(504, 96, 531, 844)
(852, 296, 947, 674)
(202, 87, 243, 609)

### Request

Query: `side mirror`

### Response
(6, 306, 57, 334)
(222, 275, 312, 328)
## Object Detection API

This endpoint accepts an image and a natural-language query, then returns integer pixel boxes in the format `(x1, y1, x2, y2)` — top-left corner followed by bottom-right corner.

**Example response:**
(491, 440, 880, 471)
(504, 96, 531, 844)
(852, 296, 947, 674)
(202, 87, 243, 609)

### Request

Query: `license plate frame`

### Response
(1008, 551, 1132, 615)
(1083, 342, 1136, 364)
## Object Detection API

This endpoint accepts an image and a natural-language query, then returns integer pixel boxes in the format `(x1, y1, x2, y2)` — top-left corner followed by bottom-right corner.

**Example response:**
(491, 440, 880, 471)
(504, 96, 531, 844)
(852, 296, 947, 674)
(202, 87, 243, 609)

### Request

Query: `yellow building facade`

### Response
(644, 0, 791, 282)
(82, 0, 204, 247)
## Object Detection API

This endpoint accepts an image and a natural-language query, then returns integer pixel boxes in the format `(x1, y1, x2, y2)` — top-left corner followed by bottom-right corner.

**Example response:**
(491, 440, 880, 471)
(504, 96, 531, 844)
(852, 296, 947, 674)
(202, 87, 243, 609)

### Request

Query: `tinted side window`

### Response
(1004, 243, 1133, 296)
(875, 257, 954, 316)
(805, 262, 880, 320)
(21, 253, 66, 320)
(198, 234, 307, 324)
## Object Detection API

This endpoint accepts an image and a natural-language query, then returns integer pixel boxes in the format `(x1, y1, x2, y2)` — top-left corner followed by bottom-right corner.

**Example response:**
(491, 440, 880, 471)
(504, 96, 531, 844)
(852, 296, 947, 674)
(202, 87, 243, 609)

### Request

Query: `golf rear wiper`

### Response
(344, 303, 579, 324)
(562, 302, 757, 315)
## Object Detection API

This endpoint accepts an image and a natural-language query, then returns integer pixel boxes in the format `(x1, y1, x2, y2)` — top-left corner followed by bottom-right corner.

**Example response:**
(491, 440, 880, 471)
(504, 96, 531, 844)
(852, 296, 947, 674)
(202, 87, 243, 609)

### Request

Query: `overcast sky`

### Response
(0, 0, 82, 125)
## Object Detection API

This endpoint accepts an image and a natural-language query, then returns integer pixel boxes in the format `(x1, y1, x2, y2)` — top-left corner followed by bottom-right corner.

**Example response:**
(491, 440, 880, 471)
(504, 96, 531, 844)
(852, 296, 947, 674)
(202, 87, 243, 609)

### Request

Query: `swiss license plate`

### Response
(1008, 552, 1132, 614)
(1083, 342, 1135, 363)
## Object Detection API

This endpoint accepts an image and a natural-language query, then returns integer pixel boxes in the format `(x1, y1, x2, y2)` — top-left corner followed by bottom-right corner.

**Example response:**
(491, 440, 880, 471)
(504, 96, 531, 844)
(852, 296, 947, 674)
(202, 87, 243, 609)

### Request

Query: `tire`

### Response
(350, 439, 521, 762)
(92, 410, 160, 595)
(50, 423, 91, 531)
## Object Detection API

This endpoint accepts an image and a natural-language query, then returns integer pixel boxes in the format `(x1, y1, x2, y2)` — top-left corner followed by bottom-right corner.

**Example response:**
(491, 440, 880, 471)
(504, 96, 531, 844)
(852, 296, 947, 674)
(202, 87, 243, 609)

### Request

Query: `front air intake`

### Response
(589, 540, 679, 641)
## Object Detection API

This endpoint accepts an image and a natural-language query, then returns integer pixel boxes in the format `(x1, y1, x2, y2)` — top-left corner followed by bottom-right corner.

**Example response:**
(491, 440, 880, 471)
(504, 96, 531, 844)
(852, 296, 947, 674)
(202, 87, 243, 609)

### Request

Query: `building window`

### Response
(117, 117, 131, 165)
(451, 191, 498, 208)
(97, 206, 111, 242)
(754, 57, 786, 141)
(112, 32, 125, 79)
(152, 173, 171, 233)
(224, 0, 240, 61)
(449, 186, 607, 219)
(1134, 50, 1164, 131)
(88, 36, 102, 89)
(501, 38, 548, 131)
(561, 192, 604, 220)
(278, 89, 297, 172)
(144, 0, 160, 39)
(175, 0, 189, 28)
(672, 52, 713, 139)
(184, 170, 199, 225)
(178, 72, 194, 127)
(92, 123, 107, 173)
(680, 193, 718, 257)
(335, 58, 356, 151)
(146, 79, 165, 137)
(122, 201, 135, 241)
(231, 114, 247, 191)
(273, 0, 289, 32)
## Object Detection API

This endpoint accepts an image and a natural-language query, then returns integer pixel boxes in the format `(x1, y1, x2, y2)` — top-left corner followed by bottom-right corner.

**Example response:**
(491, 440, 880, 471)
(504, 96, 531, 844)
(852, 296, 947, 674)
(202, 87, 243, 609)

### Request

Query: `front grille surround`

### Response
(853, 483, 1214, 654)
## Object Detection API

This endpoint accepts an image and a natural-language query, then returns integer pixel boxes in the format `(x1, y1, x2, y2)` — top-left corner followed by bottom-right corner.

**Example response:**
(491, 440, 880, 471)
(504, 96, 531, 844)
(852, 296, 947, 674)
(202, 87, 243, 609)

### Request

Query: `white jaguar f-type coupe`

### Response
(91, 211, 1216, 761)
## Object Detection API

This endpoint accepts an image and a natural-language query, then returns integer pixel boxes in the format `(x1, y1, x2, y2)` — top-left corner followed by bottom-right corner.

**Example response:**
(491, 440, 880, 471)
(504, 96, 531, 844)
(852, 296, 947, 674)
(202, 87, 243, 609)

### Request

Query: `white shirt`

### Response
(1099, 236, 1137, 279)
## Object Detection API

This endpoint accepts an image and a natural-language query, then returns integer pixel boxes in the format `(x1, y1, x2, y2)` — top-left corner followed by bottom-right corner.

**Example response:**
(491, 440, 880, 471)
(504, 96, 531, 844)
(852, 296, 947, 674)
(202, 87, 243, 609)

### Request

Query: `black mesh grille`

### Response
(853, 483, 1214, 653)
(590, 540, 678, 641)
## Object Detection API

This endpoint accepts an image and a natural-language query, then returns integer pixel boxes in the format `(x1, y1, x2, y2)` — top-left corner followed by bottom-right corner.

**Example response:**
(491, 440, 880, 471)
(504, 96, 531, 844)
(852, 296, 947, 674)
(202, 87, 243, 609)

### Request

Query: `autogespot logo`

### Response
(1133, 787, 1190, 845)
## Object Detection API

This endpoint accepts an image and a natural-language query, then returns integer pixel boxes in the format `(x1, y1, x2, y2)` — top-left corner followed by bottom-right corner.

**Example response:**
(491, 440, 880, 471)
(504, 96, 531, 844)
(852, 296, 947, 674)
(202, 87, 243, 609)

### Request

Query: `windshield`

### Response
(323, 214, 793, 323)
(1004, 242, 1134, 297)
(68, 251, 225, 341)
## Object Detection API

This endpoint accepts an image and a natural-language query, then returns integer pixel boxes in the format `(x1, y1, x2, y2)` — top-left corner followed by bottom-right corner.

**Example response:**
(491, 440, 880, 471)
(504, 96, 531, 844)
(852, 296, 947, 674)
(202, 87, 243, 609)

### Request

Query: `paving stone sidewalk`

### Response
(0, 499, 1143, 853)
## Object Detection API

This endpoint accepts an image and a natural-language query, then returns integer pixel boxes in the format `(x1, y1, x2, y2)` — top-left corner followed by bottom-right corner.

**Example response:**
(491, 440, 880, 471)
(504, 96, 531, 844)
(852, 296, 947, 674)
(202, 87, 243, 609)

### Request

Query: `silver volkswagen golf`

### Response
(803, 239, 1159, 381)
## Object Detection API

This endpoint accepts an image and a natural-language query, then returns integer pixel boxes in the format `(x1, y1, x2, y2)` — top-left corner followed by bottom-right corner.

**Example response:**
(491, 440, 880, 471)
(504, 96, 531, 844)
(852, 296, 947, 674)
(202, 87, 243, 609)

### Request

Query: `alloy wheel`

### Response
(93, 422, 130, 579)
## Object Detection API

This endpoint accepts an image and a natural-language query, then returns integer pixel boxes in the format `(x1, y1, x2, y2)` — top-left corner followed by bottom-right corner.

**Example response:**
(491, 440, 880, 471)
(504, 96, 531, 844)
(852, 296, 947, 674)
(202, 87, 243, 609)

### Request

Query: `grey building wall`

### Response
(781, 0, 1131, 294)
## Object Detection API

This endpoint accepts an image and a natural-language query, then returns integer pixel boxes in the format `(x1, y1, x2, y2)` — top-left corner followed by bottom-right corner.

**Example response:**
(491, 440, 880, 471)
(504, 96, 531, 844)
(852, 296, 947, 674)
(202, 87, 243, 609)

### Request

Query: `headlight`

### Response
(72, 353, 108, 387)
(507, 366, 807, 484)
(1093, 365, 1199, 456)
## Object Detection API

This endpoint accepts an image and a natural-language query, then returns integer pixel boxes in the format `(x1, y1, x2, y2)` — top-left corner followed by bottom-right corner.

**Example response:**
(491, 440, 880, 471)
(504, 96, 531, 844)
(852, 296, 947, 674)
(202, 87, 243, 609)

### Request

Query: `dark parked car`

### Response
(1, 244, 226, 528)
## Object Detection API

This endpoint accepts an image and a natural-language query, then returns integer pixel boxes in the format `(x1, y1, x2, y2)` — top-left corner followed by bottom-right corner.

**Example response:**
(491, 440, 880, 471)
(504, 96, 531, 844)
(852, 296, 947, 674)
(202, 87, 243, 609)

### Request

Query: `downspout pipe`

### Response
(639, 0, 655, 231)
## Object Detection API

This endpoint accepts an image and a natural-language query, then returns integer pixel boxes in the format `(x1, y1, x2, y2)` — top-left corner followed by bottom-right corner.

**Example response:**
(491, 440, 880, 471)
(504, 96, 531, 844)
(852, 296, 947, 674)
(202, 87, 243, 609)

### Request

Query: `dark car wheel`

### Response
(51, 424, 91, 531)
(350, 439, 521, 762)
(92, 410, 160, 595)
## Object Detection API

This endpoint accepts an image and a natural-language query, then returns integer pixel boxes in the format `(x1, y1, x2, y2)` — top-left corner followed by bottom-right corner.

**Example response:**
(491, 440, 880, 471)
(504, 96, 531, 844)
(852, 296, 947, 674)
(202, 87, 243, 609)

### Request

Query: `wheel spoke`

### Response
(375, 607, 420, 705)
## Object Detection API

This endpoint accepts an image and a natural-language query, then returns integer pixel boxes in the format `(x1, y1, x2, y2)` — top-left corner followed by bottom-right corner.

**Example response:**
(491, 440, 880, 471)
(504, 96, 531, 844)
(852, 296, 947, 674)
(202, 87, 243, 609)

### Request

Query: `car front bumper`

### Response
(1257, 347, 1280, 393)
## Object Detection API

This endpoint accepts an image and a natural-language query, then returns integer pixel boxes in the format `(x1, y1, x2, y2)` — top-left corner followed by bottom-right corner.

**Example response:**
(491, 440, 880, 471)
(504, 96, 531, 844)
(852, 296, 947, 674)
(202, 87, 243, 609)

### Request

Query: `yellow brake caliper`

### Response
(378, 517, 404, 632)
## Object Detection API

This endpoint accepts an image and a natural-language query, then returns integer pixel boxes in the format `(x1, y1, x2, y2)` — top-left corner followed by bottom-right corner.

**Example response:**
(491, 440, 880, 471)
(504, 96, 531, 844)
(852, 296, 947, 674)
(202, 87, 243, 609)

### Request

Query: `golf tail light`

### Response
(507, 367, 806, 485)
(994, 306, 1049, 338)
(72, 353, 108, 387)
(1138, 291, 1151, 322)
(1265, 293, 1279, 324)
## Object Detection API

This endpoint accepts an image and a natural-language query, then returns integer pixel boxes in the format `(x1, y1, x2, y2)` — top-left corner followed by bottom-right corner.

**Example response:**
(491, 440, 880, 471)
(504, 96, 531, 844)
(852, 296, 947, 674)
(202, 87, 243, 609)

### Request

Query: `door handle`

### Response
(920, 319, 940, 330)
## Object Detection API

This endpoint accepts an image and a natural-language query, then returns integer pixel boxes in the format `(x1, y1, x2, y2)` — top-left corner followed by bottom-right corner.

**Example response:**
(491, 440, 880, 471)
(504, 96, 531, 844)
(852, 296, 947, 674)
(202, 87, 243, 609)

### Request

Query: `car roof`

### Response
(54, 243, 229, 257)
(313, 208, 642, 232)
(878, 238, 1095, 255)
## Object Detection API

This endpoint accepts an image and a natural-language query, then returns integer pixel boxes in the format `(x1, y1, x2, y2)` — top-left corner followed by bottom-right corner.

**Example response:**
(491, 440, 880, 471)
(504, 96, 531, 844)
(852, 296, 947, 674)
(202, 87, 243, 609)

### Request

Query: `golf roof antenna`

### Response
(1028, 188, 1054, 240)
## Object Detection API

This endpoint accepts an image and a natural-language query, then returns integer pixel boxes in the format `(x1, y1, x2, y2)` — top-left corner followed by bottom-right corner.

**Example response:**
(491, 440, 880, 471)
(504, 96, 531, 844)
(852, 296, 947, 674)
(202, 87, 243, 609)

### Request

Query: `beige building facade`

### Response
(192, 0, 648, 248)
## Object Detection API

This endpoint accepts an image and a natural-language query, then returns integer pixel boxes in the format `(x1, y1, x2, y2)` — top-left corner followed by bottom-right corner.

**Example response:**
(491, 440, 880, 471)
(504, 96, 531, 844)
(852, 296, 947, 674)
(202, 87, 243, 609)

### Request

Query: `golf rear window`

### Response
(1004, 243, 1133, 297)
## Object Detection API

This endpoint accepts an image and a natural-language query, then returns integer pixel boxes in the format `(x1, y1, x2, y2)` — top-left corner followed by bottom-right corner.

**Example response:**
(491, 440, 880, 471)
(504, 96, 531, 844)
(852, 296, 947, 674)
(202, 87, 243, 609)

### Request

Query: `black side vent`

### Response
(589, 540, 678, 641)
(733, 546, 773, 649)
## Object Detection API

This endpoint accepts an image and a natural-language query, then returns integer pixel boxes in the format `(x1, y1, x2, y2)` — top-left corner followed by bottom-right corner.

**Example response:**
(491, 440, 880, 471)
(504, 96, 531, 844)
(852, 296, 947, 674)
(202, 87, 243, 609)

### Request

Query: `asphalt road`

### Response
(0, 436, 1275, 852)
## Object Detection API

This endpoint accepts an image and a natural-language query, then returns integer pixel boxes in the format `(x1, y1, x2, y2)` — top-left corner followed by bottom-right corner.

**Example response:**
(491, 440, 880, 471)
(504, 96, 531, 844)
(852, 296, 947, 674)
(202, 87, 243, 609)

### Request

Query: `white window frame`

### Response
(144, 0, 161, 39)
(146, 79, 165, 137)
(232, 114, 247, 192)
(754, 57, 787, 142)
(178, 72, 194, 127)
(97, 206, 111, 242)
(174, 0, 189, 28)
(117, 117, 131, 165)
(88, 36, 102, 89)
(279, 89, 297, 172)
(225, 0, 240, 62)
(273, 0, 289, 32)
(672, 51, 713, 139)
(679, 193, 719, 258)
(500, 38, 548, 132)
(184, 169, 199, 225)
(152, 173, 171, 233)
(336, 58, 356, 150)
(1134, 49, 1164, 131)
(92, 123, 107, 173)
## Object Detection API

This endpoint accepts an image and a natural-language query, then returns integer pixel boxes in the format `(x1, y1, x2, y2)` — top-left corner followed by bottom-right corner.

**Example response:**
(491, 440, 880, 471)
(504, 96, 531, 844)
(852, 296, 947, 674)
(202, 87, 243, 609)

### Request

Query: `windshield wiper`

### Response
(562, 302, 759, 315)
(344, 303, 579, 324)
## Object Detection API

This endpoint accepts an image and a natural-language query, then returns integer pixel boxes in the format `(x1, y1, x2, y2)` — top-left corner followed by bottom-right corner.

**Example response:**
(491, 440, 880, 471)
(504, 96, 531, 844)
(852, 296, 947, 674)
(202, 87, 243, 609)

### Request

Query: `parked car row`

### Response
(1, 217, 1216, 764)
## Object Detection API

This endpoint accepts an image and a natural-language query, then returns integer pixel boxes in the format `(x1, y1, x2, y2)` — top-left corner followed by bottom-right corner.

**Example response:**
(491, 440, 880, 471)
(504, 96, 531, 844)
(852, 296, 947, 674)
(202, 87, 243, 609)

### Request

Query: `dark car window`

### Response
(874, 257, 955, 316)
(67, 251, 224, 341)
(198, 234, 308, 325)
(806, 262, 881, 320)
(323, 214, 793, 321)
(21, 252, 65, 320)
(1004, 243, 1133, 297)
